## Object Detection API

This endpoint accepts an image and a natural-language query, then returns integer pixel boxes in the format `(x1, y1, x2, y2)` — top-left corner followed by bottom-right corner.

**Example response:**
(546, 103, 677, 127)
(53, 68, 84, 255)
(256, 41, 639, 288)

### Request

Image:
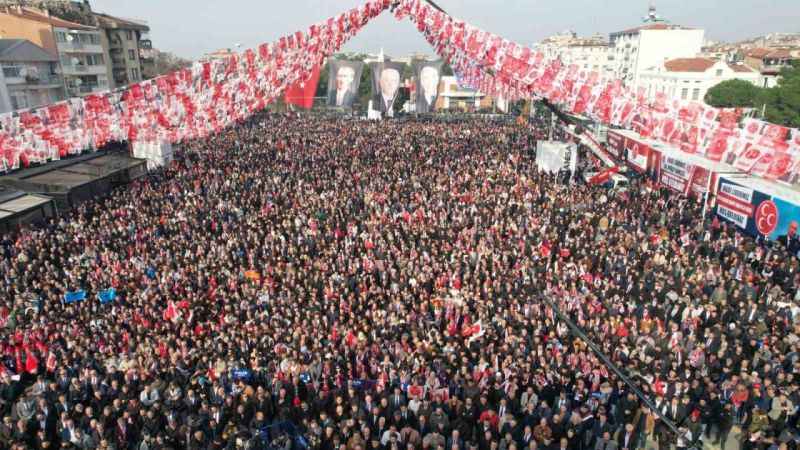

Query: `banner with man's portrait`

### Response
(413, 60, 443, 113)
(369, 61, 404, 117)
(327, 60, 364, 108)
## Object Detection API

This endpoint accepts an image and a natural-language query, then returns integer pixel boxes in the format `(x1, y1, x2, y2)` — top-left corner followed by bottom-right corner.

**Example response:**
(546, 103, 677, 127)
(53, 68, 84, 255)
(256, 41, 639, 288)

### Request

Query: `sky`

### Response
(89, 0, 800, 60)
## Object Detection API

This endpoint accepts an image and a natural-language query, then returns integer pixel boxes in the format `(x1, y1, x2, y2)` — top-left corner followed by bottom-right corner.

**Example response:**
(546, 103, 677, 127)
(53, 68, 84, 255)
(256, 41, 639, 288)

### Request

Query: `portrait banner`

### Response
(413, 60, 443, 113)
(369, 60, 405, 116)
(327, 60, 365, 108)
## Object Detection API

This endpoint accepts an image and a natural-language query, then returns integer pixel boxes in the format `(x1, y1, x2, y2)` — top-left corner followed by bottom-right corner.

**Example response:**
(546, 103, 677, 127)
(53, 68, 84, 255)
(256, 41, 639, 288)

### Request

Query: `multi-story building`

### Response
(639, 57, 760, 104)
(535, 32, 613, 77)
(93, 13, 149, 88)
(0, 6, 109, 97)
(0, 38, 63, 112)
(700, 44, 738, 62)
(609, 4, 705, 89)
(741, 48, 799, 88)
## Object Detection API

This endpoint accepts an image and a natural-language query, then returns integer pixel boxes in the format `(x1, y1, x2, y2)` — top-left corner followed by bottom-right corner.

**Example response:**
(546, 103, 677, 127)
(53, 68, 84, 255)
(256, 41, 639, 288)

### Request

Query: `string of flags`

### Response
(0, 0, 798, 183)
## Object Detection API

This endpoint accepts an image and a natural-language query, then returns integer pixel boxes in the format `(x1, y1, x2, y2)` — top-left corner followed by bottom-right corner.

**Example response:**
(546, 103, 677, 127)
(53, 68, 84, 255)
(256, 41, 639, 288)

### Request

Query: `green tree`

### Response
(705, 62, 800, 127)
(316, 62, 329, 98)
(761, 63, 800, 128)
(704, 79, 763, 108)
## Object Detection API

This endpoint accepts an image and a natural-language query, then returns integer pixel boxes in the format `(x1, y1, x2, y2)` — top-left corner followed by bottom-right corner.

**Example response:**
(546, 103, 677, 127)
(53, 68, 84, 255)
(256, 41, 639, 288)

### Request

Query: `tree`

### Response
(761, 62, 800, 128)
(152, 51, 192, 76)
(705, 62, 800, 128)
(704, 79, 763, 108)
(316, 62, 329, 98)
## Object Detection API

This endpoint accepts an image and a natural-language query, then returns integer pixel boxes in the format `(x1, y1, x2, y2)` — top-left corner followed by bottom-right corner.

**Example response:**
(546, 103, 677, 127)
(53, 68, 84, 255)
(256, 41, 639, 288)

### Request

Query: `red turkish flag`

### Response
(284, 65, 321, 109)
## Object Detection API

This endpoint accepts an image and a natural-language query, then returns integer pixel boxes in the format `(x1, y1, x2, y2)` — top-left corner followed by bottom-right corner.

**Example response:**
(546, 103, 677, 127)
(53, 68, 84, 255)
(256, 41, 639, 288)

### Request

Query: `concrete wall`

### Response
(634, 29, 705, 88)
(640, 60, 761, 104)
(0, 12, 57, 56)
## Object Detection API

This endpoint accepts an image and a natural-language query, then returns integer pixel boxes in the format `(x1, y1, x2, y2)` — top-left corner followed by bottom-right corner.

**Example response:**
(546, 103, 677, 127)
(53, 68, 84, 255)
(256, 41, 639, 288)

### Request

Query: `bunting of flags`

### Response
(0, 0, 798, 184)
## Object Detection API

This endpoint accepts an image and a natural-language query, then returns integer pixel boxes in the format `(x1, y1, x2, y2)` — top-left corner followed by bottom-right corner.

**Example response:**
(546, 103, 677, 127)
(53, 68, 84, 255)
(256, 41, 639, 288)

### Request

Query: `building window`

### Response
(681, 88, 688, 100)
(90, 34, 100, 45)
(716, 69, 723, 76)
(692, 88, 700, 100)
(86, 54, 104, 66)
(128, 49, 136, 61)
(56, 31, 67, 43)
(126, 30, 133, 41)
(2, 65, 22, 78)
(10, 92, 28, 110)
(130, 68, 139, 81)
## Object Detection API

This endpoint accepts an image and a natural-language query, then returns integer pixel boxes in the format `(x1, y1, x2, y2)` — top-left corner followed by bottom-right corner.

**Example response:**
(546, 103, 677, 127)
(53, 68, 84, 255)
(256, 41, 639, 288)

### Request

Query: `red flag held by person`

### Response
(24, 348, 38, 374)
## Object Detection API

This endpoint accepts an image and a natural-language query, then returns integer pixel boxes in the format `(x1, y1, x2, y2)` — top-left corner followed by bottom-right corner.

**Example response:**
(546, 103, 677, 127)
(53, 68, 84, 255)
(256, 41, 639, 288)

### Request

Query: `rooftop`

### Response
(0, 6, 94, 30)
(663, 57, 716, 72)
(93, 12, 149, 31)
(612, 23, 695, 37)
(744, 47, 795, 59)
(0, 38, 56, 62)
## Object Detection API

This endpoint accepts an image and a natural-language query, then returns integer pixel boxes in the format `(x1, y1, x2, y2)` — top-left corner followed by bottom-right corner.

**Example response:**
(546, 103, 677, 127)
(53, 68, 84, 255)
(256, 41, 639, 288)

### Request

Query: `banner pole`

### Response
(701, 171, 713, 221)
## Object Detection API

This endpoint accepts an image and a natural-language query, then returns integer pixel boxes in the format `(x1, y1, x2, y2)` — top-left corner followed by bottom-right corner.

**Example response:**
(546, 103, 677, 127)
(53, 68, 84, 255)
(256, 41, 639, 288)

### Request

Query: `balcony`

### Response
(111, 57, 126, 68)
(67, 84, 106, 96)
(761, 63, 791, 75)
(61, 64, 107, 76)
(57, 40, 104, 54)
(23, 74, 63, 87)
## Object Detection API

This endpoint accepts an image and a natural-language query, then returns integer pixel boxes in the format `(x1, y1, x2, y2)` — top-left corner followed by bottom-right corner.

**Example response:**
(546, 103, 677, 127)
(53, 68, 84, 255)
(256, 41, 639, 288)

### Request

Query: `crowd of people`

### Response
(0, 114, 799, 450)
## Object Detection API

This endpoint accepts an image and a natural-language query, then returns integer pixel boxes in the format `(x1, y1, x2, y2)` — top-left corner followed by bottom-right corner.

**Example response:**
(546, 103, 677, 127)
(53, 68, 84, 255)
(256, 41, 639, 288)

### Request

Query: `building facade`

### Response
(536, 32, 613, 77)
(93, 12, 149, 88)
(0, 38, 63, 112)
(639, 57, 760, 104)
(0, 6, 109, 97)
(608, 5, 704, 90)
(742, 48, 799, 88)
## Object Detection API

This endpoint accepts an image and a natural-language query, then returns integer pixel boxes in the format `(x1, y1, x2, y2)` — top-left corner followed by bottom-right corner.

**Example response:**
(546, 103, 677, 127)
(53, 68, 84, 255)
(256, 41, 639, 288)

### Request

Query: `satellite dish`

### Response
(75, 79, 83, 86)
(18, 67, 27, 77)
(66, 34, 74, 42)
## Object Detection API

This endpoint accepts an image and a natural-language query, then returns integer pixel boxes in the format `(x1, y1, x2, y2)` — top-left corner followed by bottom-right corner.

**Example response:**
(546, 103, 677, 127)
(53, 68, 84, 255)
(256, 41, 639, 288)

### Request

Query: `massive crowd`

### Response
(0, 114, 799, 450)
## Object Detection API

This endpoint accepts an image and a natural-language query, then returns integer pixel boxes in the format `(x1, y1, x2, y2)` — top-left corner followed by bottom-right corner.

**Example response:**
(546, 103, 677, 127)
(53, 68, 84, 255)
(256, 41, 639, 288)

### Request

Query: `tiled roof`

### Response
(94, 12, 149, 31)
(745, 48, 794, 59)
(727, 63, 754, 73)
(0, 38, 57, 62)
(663, 57, 717, 72)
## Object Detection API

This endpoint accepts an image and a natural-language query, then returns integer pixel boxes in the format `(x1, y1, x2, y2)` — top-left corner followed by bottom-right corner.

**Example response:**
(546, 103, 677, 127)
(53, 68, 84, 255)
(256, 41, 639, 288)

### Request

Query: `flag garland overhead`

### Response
(0, 0, 798, 183)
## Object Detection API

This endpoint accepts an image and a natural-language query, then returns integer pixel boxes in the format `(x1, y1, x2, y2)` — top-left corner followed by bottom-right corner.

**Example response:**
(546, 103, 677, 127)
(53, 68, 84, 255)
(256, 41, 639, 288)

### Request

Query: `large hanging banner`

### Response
(413, 60, 443, 113)
(327, 60, 364, 108)
(285, 64, 322, 109)
(369, 60, 404, 116)
(716, 177, 800, 251)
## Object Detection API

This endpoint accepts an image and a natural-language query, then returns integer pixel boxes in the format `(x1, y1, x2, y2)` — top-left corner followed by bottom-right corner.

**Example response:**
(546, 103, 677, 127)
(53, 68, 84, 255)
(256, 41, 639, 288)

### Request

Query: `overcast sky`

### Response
(90, 0, 800, 60)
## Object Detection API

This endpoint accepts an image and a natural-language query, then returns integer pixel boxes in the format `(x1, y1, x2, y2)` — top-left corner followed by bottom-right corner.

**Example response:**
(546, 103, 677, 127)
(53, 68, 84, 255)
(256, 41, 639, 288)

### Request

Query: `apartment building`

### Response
(94, 12, 150, 88)
(0, 6, 109, 97)
(609, 5, 704, 90)
(0, 38, 63, 112)
(640, 57, 760, 104)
